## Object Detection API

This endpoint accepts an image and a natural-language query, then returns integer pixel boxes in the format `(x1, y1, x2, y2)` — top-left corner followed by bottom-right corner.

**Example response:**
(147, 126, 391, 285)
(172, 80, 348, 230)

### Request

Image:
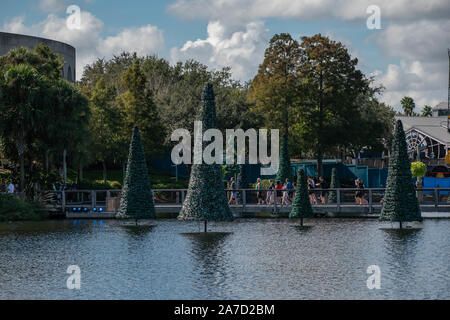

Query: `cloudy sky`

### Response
(1, 0, 449, 112)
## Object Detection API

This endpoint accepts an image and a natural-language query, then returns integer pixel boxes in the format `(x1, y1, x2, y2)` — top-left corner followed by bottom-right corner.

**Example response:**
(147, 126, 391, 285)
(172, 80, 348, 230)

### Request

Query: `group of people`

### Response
(228, 177, 296, 206)
(0, 181, 18, 194)
(307, 176, 329, 205)
(227, 176, 368, 206)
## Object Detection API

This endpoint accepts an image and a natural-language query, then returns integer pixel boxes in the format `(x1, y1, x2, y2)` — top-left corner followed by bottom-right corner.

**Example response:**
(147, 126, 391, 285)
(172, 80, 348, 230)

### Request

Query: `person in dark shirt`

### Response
(316, 176, 328, 204)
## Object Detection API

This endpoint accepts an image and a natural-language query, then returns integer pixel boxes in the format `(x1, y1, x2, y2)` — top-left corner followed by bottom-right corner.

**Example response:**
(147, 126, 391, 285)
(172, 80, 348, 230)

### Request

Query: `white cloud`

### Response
(168, 0, 450, 22)
(171, 20, 268, 81)
(1, 12, 165, 80)
(39, 0, 69, 13)
(372, 19, 450, 110)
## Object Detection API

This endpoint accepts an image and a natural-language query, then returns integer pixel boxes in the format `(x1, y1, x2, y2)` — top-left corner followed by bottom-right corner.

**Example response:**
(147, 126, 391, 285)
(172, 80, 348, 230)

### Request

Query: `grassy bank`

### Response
(0, 194, 48, 222)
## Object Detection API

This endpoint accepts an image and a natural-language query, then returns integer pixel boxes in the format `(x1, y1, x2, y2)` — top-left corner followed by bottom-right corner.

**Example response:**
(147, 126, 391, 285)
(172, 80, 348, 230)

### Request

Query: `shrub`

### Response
(0, 194, 48, 222)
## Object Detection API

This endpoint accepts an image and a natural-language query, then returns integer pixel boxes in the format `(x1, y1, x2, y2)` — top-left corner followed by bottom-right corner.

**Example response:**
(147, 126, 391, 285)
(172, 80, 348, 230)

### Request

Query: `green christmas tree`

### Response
(178, 83, 233, 230)
(276, 133, 292, 182)
(380, 120, 422, 227)
(289, 168, 314, 226)
(237, 164, 249, 204)
(328, 168, 340, 203)
(116, 127, 156, 220)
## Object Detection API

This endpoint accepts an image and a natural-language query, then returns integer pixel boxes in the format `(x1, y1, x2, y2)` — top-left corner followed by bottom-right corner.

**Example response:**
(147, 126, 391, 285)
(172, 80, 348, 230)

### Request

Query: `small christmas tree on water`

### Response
(289, 168, 314, 226)
(379, 120, 422, 228)
(276, 133, 292, 182)
(328, 168, 340, 203)
(178, 83, 233, 231)
(116, 127, 156, 221)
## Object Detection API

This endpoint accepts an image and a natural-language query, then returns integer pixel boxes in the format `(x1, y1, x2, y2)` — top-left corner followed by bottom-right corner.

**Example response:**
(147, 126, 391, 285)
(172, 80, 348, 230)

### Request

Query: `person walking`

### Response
(316, 176, 328, 205)
(228, 177, 237, 205)
(308, 177, 317, 204)
(7, 181, 15, 194)
(355, 178, 367, 205)
(285, 178, 293, 204)
(255, 178, 264, 205)
(266, 180, 275, 204)
(275, 180, 283, 204)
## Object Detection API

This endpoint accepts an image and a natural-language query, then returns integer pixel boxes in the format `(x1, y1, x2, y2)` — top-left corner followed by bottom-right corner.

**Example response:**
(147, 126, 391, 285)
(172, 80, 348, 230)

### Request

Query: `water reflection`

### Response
(183, 232, 231, 298)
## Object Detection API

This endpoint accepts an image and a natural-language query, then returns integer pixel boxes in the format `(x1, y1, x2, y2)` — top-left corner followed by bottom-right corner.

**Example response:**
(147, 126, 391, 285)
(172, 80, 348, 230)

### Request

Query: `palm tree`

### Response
(421, 105, 432, 117)
(400, 97, 415, 116)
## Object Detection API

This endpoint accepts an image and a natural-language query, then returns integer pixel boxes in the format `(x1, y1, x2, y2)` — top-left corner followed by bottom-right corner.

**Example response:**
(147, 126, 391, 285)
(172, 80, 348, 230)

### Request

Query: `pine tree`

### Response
(116, 127, 156, 220)
(276, 133, 292, 182)
(380, 120, 422, 227)
(289, 168, 314, 226)
(178, 83, 233, 230)
(237, 164, 249, 204)
(328, 168, 340, 203)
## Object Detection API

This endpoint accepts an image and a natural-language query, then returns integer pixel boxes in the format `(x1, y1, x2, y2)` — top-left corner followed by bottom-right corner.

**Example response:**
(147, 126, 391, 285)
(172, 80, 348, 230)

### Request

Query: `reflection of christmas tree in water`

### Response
(380, 120, 422, 229)
(178, 83, 233, 232)
(183, 232, 231, 295)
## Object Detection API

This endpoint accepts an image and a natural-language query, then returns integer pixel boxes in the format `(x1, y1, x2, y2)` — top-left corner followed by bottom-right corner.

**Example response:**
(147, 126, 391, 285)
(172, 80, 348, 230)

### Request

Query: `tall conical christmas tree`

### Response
(116, 127, 156, 219)
(328, 168, 340, 203)
(276, 133, 292, 182)
(380, 120, 422, 227)
(178, 83, 233, 230)
(237, 164, 249, 204)
(289, 168, 314, 226)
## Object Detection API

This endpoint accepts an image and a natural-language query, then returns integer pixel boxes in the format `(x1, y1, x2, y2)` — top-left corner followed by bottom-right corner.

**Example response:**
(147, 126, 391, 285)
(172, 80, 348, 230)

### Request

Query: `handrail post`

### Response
(369, 190, 373, 214)
(91, 190, 96, 211)
(337, 189, 341, 212)
(435, 188, 439, 208)
(273, 189, 277, 214)
(242, 189, 246, 212)
(62, 191, 66, 213)
(181, 190, 185, 204)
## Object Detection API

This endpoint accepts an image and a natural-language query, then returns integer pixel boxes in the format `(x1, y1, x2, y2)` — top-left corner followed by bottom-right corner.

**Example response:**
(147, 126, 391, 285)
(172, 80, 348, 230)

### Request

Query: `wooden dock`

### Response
(41, 188, 450, 219)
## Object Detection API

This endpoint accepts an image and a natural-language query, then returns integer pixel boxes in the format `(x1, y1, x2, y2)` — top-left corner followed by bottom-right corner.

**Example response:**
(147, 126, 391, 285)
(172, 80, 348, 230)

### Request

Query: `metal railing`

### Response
(39, 187, 450, 214)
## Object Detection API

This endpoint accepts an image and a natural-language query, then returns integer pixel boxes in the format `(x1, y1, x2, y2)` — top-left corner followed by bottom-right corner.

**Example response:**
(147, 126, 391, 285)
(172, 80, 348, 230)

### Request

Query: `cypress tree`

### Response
(380, 120, 422, 227)
(237, 164, 249, 204)
(178, 83, 233, 230)
(328, 168, 340, 203)
(289, 168, 314, 226)
(116, 127, 156, 220)
(276, 133, 292, 182)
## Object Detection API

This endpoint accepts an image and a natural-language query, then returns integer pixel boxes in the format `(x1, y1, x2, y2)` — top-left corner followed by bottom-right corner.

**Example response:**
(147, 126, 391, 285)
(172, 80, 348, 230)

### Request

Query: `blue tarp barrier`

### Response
(423, 177, 450, 195)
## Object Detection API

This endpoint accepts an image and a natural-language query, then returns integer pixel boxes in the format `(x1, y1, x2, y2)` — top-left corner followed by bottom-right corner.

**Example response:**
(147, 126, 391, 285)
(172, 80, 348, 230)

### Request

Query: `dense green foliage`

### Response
(328, 168, 340, 203)
(250, 33, 394, 175)
(289, 168, 314, 221)
(380, 120, 422, 223)
(0, 194, 47, 222)
(411, 162, 427, 178)
(178, 83, 233, 222)
(117, 127, 155, 219)
(0, 45, 89, 194)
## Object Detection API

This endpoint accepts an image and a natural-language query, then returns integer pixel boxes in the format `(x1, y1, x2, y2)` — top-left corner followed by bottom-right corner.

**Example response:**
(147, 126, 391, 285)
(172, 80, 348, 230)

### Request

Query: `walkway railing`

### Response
(39, 187, 450, 214)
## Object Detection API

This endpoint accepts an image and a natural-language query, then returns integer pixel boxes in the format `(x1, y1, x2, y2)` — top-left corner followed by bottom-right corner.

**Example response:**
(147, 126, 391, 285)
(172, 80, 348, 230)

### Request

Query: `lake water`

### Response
(0, 218, 449, 300)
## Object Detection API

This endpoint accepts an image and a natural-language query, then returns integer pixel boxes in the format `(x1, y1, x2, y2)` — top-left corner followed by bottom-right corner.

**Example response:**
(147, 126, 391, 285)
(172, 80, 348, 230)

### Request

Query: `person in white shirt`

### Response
(7, 182, 15, 194)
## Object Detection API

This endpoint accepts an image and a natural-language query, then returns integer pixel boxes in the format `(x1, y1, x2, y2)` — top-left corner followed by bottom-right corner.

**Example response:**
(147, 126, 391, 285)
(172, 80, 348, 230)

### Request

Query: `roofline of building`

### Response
(0, 31, 75, 52)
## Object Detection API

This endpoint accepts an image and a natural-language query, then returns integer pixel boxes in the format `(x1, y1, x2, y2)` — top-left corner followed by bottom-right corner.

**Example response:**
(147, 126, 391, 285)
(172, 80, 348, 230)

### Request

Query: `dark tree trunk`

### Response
(399, 221, 403, 229)
(204, 220, 207, 233)
(102, 161, 107, 184)
(300, 217, 304, 227)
